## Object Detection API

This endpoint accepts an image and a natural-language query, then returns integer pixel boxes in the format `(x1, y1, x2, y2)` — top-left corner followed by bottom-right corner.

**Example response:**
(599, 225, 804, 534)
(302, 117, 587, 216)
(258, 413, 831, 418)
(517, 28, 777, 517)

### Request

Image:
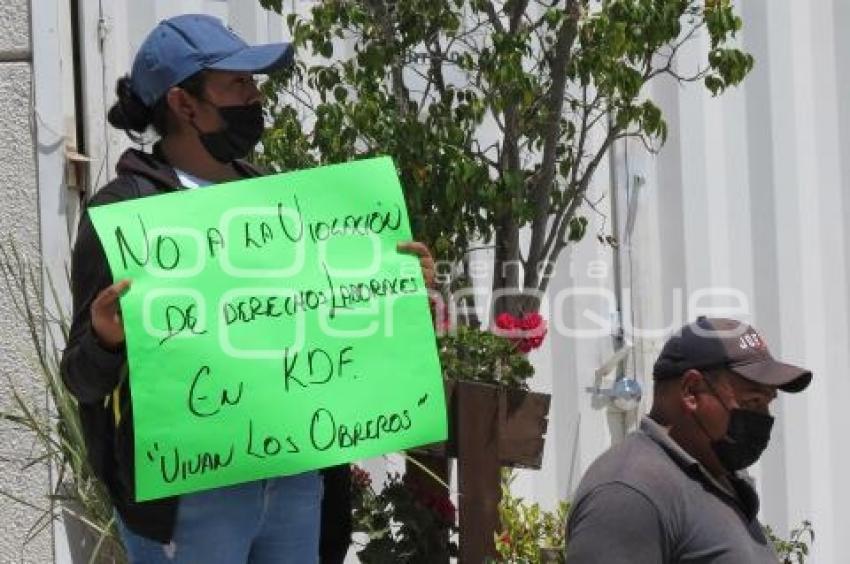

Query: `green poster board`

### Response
(88, 157, 447, 501)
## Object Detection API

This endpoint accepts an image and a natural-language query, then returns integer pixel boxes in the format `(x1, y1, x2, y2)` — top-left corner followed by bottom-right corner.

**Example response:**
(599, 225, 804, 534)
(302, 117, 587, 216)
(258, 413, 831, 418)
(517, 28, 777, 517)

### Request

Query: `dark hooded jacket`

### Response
(60, 146, 351, 560)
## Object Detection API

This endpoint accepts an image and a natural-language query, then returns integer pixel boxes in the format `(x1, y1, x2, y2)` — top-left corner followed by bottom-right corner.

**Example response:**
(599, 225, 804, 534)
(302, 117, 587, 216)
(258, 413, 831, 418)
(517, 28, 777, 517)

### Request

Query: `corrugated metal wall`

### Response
(639, 1, 848, 559)
(527, 1, 848, 562)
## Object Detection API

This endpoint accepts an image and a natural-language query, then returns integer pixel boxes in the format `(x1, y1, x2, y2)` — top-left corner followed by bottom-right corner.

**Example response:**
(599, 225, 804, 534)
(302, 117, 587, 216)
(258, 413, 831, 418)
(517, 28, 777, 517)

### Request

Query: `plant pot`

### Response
(413, 378, 551, 469)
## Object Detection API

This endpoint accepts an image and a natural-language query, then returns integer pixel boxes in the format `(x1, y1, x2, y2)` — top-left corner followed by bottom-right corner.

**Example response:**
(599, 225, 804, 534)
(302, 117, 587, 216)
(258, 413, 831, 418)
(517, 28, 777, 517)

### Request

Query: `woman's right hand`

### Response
(91, 279, 131, 349)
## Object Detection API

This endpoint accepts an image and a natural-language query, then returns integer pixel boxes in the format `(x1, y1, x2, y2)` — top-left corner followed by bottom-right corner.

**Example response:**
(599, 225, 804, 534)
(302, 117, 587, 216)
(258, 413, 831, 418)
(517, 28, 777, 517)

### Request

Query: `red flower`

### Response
(498, 531, 511, 546)
(351, 465, 372, 489)
(495, 312, 519, 330)
(492, 312, 548, 353)
(519, 312, 543, 330)
(415, 489, 457, 525)
(517, 339, 533, 353)
(433, 495, 457, 525)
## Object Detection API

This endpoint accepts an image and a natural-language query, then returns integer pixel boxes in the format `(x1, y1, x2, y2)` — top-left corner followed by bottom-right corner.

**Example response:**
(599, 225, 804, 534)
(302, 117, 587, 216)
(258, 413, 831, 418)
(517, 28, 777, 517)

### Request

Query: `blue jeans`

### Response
(117, 472, 323, 563)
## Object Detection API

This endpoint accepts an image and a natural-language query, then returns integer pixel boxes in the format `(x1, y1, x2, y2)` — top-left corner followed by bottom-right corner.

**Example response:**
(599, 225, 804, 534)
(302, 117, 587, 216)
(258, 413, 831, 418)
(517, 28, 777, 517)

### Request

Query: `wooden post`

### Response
(405, 380, 550, 562)
(456, 381, 501, 563)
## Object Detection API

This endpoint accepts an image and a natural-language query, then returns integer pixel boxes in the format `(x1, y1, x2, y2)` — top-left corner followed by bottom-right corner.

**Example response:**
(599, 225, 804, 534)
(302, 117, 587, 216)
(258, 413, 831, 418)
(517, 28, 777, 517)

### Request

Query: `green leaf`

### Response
(259, 0, 283, 14)
(567, 216, 588, 242)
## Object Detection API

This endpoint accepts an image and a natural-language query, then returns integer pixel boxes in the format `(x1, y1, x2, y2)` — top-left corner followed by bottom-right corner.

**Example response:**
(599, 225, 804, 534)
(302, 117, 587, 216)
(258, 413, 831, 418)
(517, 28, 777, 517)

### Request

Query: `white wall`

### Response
(0, 0, 53, 560)
(523, 1, 848, 562)
(640, 2, 848, 560)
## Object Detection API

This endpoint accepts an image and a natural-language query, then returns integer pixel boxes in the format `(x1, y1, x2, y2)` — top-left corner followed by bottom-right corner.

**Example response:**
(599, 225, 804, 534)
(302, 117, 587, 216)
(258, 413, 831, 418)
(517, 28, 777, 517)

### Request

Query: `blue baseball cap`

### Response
(130, 14, 294, 107)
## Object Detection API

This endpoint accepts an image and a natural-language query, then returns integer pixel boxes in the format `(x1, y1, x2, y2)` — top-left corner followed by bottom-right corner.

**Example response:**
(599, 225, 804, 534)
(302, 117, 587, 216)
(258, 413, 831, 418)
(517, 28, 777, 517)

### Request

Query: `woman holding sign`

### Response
(60, 13, 436, 564)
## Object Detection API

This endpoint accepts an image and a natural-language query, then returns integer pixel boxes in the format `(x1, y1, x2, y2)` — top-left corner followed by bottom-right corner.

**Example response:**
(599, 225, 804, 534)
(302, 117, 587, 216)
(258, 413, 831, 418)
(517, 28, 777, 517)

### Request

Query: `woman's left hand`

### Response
(397, 241, 436, 289)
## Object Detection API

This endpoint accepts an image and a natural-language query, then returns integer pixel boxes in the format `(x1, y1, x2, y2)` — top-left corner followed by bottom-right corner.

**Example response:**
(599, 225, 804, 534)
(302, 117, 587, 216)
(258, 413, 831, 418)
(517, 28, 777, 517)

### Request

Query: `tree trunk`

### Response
(492, 216, 521, 317)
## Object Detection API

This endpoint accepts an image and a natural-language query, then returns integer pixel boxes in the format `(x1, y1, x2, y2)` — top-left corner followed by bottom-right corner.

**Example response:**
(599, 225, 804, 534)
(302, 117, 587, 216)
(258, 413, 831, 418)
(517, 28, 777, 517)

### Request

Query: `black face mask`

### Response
(710, 407, 774, 472)
(696, 377, 774, 472)
(193, 103, 264, 163)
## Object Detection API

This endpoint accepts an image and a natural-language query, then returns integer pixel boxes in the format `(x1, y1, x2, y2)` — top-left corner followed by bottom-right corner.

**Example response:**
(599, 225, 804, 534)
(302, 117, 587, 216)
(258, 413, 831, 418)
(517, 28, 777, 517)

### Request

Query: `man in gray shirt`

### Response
(566, 317, 812, 563)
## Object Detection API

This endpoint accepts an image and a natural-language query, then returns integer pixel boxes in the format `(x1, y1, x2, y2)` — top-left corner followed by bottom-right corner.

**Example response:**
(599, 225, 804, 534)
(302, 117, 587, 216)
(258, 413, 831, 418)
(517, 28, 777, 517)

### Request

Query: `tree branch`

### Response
(364, 0, 409, 117)
(472, 140, 501, 170)
(538, 80, 588, 273)
(524, 0, 581, 289)
(619, 130, 663, 154)
(415, 26, 450, 110)
(508, 0, 531, 34)
(483, 2, 506, 34)
(585, 105, 611, 131)
(645, 22, 706, 81)
(538, 127, 619, 294)
(281, 84, 316, 113)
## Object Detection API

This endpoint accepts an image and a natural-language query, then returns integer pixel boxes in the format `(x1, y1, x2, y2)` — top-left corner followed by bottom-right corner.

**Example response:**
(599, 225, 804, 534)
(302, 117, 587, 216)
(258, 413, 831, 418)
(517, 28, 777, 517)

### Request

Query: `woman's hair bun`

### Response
(107, 76, 152, 134)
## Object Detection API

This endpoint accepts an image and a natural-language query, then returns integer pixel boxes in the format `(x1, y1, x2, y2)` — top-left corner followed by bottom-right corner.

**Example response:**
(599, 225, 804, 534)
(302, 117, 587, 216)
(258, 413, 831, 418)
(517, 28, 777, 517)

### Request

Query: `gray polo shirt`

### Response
(565, 416, 779, 563)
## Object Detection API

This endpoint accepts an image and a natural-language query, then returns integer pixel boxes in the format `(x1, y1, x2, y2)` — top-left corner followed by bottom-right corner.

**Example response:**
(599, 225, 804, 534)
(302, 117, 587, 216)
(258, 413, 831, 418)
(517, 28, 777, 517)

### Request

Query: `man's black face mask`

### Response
(700, 376, 775, 472)
(193, 102, 264, 163)
(710, 407, 774, 472)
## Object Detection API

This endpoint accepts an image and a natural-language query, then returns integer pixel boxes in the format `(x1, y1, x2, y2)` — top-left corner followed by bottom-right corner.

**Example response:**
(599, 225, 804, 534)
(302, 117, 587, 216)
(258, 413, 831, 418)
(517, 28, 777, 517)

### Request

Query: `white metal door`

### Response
(77, 0, 288, 189)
